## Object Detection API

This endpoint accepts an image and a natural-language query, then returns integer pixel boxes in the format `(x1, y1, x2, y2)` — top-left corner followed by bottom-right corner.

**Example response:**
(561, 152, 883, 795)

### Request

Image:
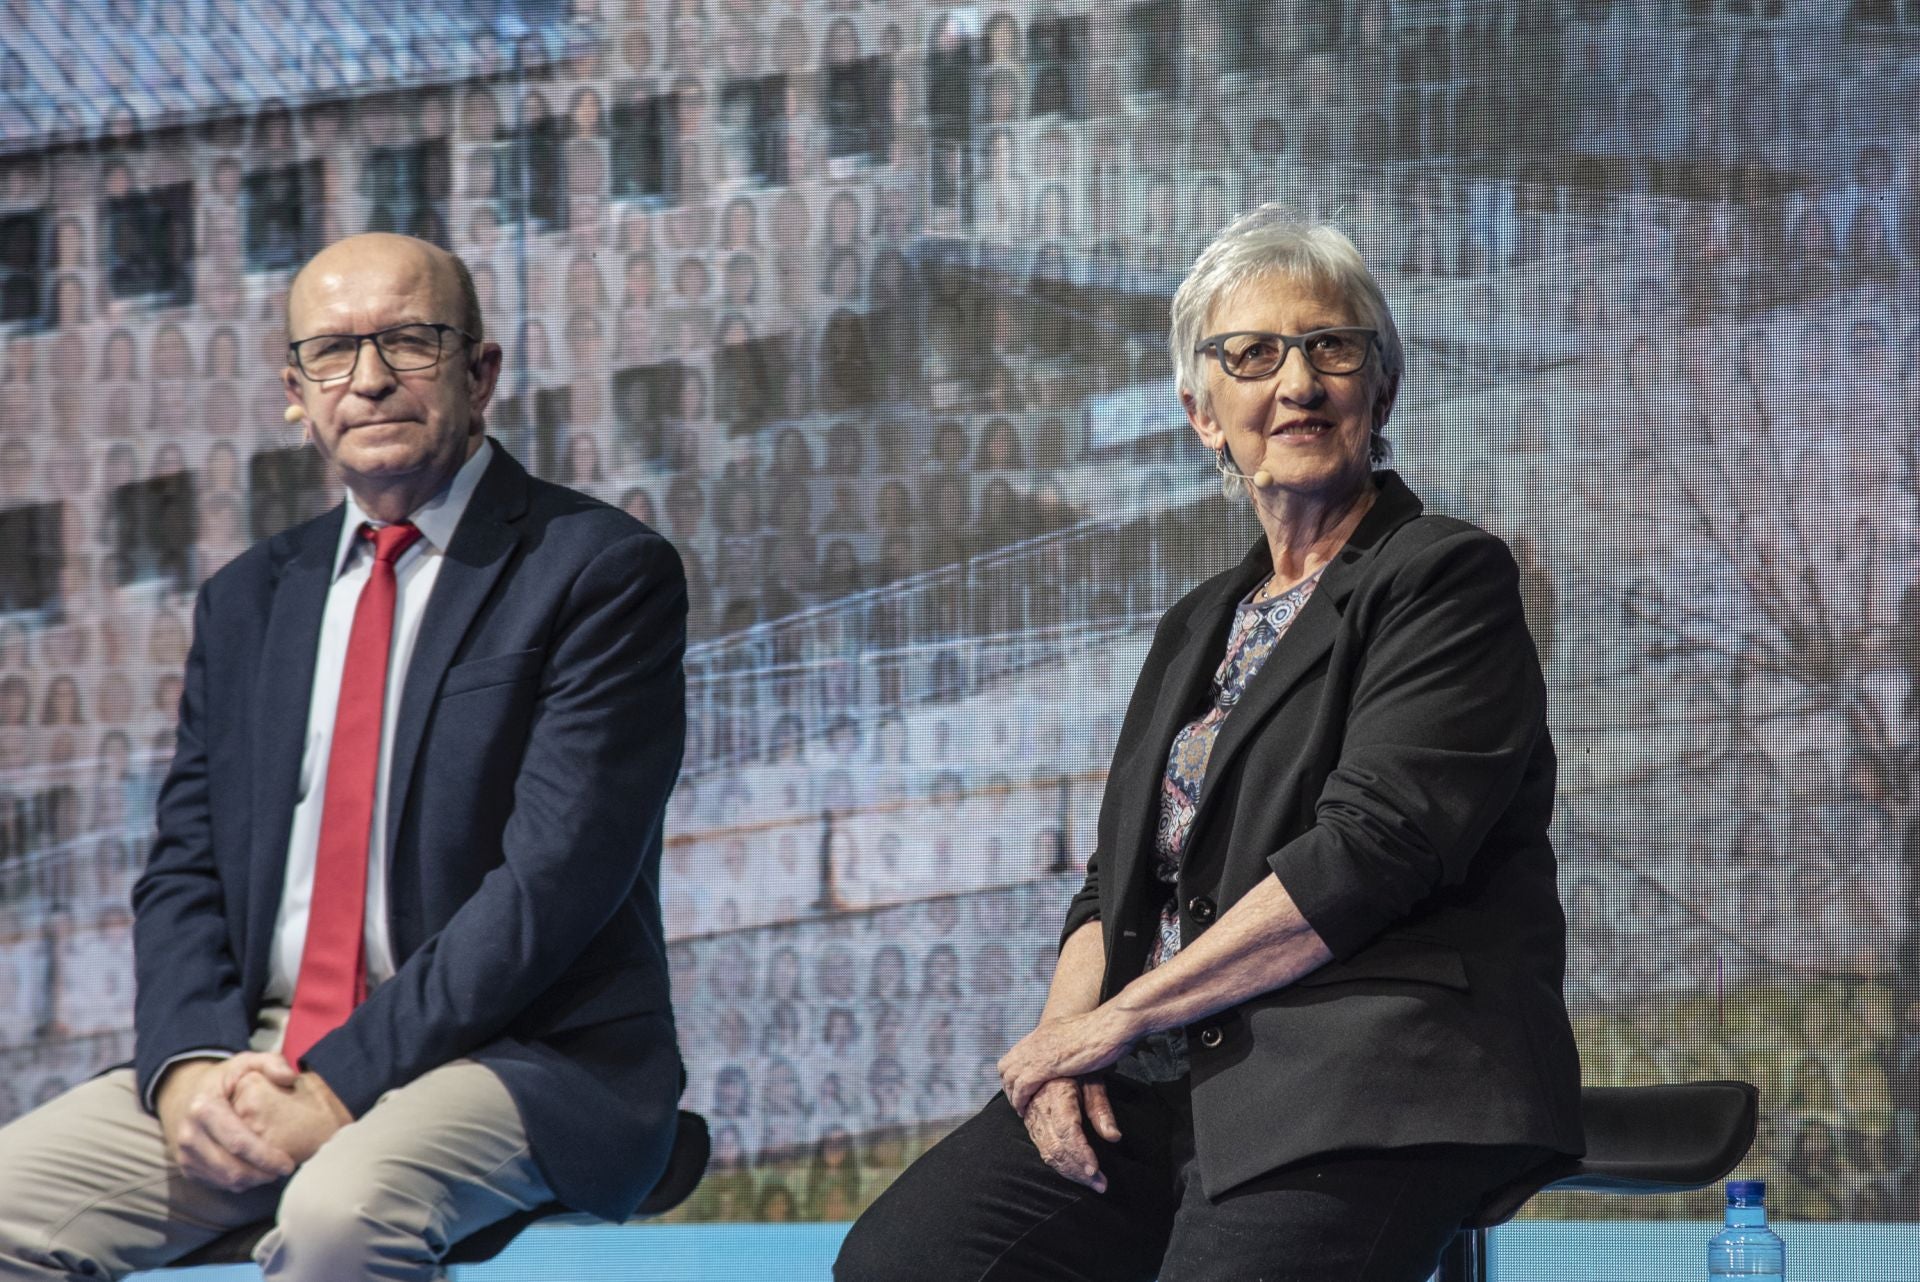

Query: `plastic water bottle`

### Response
(1709, 1180, 1785, 1279)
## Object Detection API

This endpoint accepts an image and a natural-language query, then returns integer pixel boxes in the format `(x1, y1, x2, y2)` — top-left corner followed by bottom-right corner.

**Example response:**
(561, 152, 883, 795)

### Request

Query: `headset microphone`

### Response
(284, 404, 306, 424)
(1216, 456, 1276, 488)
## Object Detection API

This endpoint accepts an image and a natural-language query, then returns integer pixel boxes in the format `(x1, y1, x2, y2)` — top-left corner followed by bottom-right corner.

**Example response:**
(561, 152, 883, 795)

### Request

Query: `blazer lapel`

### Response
(1196, 472, 1427, 823)
(1196, 588, 1339, 809)
(382, 446, 529, 860)
(249, 509, 343, 948)
(1105, 544, 1269, 904)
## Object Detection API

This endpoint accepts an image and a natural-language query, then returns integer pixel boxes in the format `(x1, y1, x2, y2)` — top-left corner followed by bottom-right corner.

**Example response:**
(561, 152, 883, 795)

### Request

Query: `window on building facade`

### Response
(823, 55, 889, 163)
(1841, 0, 1917, 21)
(489, 386, 573, 479)
(490, 393, 527, 465)
(247, 445, 331, 541)
(242, 160, 323, 273)
(1222, 0, 1282, 74)
(532, 385, 571, 477)
(109, 473, 197, 592)
(611, 89, 678, 203)
(1126, 0, 1182, 97)
(100, 182, 194, 305)
(0, 501, 61, 613)
(0, 209, 42, 326)
(1026, 15, 1087, 119)
(495, 113, 570, 231)
(926, 17, 976, 226)
(718, 74, 789, 189)
(613, 360, 689, 463)
(363, 139, 451, 245)
(927, 25, 973, 144)
(1689, 0, 1789, 16)
(715, 332, 792, 432)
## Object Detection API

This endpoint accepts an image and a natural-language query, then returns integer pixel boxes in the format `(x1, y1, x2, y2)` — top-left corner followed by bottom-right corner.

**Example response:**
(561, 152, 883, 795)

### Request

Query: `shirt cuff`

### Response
(143, 1050, 235, 1113)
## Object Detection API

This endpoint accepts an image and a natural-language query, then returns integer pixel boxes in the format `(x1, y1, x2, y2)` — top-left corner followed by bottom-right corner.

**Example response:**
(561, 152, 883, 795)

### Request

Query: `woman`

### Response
(837, 207, 1582, 1280)
(805, 1125, 866, 1222)
(688, 1122, 757, 1221)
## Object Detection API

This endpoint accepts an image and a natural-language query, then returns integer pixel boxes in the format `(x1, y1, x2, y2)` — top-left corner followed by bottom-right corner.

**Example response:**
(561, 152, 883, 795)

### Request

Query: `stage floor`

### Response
(134, 1220, 1920, 1280)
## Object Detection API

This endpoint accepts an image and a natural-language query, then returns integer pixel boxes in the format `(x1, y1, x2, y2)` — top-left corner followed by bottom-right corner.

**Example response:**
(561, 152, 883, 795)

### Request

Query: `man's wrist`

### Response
(148, 1051, 234, 1113)
(302, 1069, 353, 1127)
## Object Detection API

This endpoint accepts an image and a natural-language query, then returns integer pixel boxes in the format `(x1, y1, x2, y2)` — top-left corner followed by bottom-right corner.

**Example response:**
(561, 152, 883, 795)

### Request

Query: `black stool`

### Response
(164, 1108, 710, 1272)
(1436, 1081, 1759, 1282)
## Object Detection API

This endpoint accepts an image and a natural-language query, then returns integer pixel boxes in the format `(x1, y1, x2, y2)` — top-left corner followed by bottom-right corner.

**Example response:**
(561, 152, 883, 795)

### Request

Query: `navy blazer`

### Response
(1063, 471, 1584, 1198)
(131, 444, 687, 1221)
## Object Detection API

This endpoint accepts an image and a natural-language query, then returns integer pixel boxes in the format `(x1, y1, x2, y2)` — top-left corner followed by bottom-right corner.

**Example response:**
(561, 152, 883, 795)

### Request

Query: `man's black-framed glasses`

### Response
(287, 323, 477, 383)
(1195, 327, 1378, 380)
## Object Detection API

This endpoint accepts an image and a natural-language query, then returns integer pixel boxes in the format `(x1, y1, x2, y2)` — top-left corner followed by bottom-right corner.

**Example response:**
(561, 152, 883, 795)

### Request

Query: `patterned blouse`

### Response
(1146, 567, 1324, 972)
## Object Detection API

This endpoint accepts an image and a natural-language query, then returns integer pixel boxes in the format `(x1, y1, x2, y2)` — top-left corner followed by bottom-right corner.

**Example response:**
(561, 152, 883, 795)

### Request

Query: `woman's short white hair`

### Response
(1170, 204, 1404, 469)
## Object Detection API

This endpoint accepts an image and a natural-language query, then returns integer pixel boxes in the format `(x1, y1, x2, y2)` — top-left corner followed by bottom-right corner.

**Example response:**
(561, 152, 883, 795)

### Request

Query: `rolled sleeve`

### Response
(1266, 531, 1546, 959)
(1060, 860, 1101, 949)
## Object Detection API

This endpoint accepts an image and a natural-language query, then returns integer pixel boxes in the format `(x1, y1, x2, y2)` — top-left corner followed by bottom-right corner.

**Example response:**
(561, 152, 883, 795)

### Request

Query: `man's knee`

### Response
(0, 1082, 131, 1279)
(0, 1214, 63, 1280)
(0, 1188, 117, 1282)
(0, 1241, 82, 1281)
(258, 1168, 436, 1280)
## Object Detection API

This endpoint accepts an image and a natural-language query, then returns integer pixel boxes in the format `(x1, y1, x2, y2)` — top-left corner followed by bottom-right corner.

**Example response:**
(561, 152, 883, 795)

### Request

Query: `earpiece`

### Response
(284, 404, 306, 424)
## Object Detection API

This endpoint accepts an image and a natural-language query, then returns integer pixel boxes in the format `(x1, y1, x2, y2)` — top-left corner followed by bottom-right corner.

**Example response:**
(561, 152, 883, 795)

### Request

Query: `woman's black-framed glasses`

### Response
(1195, 327, 1378, 380)
(287, 323, 477, 383)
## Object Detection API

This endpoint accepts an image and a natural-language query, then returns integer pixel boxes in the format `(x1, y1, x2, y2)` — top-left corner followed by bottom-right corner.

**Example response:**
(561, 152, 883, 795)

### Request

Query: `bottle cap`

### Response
(1726, 1179, 1767, 1206)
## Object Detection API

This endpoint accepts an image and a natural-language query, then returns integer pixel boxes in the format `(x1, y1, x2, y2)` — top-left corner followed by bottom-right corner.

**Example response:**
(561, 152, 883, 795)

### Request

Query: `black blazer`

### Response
(1063, 472, 1584, 1197)
(132, 444, 687, 1221)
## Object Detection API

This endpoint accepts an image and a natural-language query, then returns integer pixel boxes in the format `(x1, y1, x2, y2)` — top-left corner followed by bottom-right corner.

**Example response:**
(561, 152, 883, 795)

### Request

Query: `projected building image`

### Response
(0, 0, 1914, 1251)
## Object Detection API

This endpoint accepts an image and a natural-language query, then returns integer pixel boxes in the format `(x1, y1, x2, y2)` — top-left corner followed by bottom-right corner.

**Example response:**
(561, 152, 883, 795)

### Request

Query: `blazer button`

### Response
(1186, 896, 1216, 924)
(1197, 1025, 1224, 1049)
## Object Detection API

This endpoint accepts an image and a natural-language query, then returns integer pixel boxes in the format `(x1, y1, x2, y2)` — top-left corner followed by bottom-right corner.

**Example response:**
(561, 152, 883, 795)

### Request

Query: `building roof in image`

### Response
(0, 0, 582, 155)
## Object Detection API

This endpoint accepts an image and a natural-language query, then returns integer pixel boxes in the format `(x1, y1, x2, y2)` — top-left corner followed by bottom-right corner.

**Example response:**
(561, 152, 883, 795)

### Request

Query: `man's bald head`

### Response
(280, 231, 504, 524)
(287, 233, 483, 342)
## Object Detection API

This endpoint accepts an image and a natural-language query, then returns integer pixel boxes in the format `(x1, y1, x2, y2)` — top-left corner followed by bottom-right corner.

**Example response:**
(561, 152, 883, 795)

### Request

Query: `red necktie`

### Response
(282, 521, 423, 1065)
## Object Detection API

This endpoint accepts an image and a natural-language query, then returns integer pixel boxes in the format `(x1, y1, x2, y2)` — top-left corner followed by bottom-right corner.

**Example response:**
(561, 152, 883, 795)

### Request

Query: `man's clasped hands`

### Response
(153, 1054, 353, 1192)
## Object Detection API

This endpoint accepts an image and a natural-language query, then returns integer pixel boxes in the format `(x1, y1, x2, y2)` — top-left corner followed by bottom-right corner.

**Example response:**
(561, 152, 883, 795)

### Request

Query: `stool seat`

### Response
(167, 1108, 710, 1270)
(1436, 1081, 1759, 1282)
(1464, 1081, 1758, 1229)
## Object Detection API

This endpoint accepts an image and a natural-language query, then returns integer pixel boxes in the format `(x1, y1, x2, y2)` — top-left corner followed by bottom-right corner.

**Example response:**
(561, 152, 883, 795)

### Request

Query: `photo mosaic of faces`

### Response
(0, 0, 1918, 1223)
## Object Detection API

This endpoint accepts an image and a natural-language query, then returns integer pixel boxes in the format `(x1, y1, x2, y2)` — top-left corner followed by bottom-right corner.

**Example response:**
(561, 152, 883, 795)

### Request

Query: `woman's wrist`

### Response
(1100, 987, 1159, 1045)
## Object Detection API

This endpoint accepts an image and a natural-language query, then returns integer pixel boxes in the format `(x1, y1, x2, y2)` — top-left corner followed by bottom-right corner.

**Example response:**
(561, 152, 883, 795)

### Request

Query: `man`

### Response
(0, 233, 688, 1280)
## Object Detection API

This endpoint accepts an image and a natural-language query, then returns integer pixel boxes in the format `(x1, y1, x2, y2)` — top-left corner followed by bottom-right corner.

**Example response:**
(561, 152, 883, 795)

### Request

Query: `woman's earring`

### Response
(1213, 442, 1244, 496)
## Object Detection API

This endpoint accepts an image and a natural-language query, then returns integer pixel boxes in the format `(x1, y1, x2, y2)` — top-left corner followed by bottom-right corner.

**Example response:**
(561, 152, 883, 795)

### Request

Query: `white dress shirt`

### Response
(147, 441, 494, 1098)
(264, 438, 494, 1003)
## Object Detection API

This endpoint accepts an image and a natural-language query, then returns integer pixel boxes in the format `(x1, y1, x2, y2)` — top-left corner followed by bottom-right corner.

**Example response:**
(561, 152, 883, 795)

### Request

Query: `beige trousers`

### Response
(0, 1039, 552, 1282)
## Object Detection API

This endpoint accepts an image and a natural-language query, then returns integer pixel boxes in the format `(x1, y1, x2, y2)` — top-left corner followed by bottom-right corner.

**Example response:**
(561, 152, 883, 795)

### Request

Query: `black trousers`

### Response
(835, 1076, 1548, 1282)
